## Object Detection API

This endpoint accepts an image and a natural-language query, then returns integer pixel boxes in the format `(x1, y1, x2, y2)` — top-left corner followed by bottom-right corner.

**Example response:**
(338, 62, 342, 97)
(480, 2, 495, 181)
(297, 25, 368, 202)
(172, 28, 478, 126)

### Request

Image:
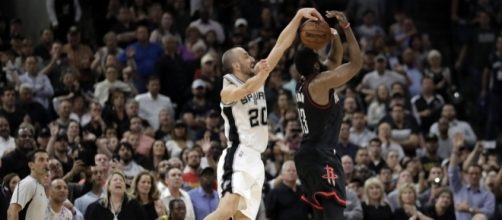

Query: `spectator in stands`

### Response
(115, 142, 144, 184)
(380, 103, 420, 156)
(411, 77, 445, 134)
(366, 85, 389, 128)
(188, 167, 219, 220)
(355, 148, 371, 167)
(0, 86, 24, 135)
(0, 127, 36, 178)
(423, 50, 452, 101)
(265, 161, 310, 220)
(377, 122, 405, 160)
(19, 56, 54, 109)
(449, 133, 495, 220)
(17, 83, 49, 129)
(358, 55, 406, 101)
(350, 111, 376, 148)
(84, 171, 147, 220)
(420, 134, 443, 174)
(421, 187, 456, 220)
(91, 32, 124, 76)
(0, 173, 20, 220)
(142, 140, 169, 171)
(130, 171, 168, 220)
(127, 116, 154, 157)
(182, 149, 202, 189)
(482, 34, 502, 140)
(342, 155, 355, 182)
(155, 109, 173, 140)
(182, 79, 215, 121)
(188, 9, 225, 44)
(367, 138, 386, 174)
(118, 25, 163, 92)
(34, 28, 54, 62)
(387, 170, 414, 210)
(429, 104, 477, 146)
(336, 121, 359, 160)
(393, 183, 431, 220)
(166, 121, 194, 159)
(345, 189, 364, 220)
(94, 65, 133, 105)
(74, 165, 104, 214)
(62, 26, 92, 71)
(135, 76, 175, 131)
(0, 116, 14, 157)
(45, 179, 74, 219)
(160, 166, 195, 220)
(355, 10, 385, 42)
(361, 177, 393, 220)
(169, 199, 187, 220)
(419, 166, 445, 207)
(150, 12, 181, 45)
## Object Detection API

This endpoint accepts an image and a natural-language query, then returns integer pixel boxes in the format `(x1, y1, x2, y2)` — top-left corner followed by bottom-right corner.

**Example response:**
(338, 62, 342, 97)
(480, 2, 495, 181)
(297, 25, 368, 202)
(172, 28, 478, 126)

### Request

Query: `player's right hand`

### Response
(297, 8, 324, 21)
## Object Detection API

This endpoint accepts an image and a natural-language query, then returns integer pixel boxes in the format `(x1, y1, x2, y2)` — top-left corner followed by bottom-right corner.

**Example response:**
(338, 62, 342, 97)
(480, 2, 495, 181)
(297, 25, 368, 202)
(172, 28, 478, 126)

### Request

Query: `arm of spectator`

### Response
(448, 133, 464, 193)
(462, 142, 483, 171)
(463, 123, 477, 145)
(63, 160, 85, 182)
(397, 133, 419, 152)
(477, 192, 495, 218)
(73, 0, 82, 22)
(91, 51, 102, 73)
(7, 203, 21, 220)
(96, 138, 113, 158)
(46, 0, 58, 27)
(322, 28, 343, 69)
(344, 191, 363, 220)
(116, 32, 136, 43)
(47, 123, 59, 157)
(39, 76, 55, 97)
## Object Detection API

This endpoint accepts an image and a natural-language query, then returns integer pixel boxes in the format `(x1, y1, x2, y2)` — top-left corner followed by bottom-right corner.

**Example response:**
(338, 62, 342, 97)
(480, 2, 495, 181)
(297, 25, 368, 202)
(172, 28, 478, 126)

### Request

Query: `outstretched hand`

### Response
(298, 8, 324, 21)
(326, 10, 349, 27)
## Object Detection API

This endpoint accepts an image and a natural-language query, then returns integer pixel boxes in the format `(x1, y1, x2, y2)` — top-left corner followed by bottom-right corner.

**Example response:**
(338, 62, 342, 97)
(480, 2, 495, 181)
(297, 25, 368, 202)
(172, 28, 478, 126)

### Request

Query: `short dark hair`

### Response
(27, 149, 48, 162)
(369, 138, 382, 145)
(294, 47, 320, 77)
(115, 142, 134, 155)
(1, 86, 16, 96)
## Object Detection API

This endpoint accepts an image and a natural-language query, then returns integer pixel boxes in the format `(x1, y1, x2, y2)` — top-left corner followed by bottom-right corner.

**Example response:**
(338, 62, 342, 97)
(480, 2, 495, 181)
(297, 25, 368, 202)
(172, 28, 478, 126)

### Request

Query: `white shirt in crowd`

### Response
(0, 136, 15, 157)
(161, 189, 196, 220)
(135, 92, 175, 130)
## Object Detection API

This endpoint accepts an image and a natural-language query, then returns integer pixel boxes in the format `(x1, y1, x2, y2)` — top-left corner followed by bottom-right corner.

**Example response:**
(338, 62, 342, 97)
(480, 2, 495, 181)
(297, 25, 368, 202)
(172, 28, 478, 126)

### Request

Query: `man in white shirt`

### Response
(8, 149, 50, 220)
(358, 55, 407, 100)
(45, 179, 73, 220)
(74, 166, 104, 214)
(429, 104, 477, 146)
(188, 9, 225, 44)
(94, 65, 132, 105)
(19, 56, 54, 109)
(161, 167, 195, 220)
(349, 111, 376, 148)
(135, 76, 175, 130)
(0, 116, 15, 157)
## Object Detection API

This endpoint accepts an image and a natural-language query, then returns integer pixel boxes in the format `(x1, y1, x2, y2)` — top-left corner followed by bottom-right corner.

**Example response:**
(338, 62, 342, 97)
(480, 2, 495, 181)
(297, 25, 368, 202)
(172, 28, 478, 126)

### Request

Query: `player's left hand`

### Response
(326, 10, 349, 27)
(254, 59, 270, 75)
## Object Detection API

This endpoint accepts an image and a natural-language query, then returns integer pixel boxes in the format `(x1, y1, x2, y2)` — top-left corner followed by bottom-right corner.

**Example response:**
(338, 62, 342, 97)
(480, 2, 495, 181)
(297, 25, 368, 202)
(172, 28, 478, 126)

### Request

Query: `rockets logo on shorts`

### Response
(322, 165, 338, 186)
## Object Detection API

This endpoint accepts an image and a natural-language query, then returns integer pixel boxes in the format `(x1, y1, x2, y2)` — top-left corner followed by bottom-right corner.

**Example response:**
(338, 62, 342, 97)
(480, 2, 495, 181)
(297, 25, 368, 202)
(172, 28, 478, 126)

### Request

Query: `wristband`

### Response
(341, 22, 351, 29)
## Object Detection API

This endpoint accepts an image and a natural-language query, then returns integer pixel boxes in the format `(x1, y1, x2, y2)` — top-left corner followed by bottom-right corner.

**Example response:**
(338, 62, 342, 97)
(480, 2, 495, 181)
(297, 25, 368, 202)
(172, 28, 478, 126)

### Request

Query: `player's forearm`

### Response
(327, 32, 343, 67)
(342, 25, 363, 71)
(242, 72, 270, 94)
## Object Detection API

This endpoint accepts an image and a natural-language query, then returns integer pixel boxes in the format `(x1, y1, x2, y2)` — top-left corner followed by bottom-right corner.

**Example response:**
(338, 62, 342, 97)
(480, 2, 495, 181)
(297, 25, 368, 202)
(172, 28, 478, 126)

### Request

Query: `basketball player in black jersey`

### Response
(293, 11, 362, 220)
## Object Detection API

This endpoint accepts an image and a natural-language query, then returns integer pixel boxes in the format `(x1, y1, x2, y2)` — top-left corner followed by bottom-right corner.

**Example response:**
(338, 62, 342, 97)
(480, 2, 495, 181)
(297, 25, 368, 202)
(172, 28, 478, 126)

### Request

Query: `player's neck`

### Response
(232, 71, 250, 82)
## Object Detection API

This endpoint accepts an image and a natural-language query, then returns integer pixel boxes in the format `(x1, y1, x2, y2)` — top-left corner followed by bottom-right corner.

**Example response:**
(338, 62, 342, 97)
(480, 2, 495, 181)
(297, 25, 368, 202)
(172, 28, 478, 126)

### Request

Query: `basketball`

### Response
(300, 20, 331, 50)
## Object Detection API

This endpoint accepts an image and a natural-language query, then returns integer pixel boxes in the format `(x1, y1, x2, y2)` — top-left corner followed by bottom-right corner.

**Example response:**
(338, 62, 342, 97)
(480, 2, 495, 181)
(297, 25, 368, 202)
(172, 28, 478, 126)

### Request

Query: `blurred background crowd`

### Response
(0, 0, 502, 220)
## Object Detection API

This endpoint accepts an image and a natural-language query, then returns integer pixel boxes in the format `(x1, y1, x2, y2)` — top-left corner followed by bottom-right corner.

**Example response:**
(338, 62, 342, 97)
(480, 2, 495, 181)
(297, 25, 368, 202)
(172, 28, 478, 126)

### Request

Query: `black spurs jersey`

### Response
(295, 78, 344, 147)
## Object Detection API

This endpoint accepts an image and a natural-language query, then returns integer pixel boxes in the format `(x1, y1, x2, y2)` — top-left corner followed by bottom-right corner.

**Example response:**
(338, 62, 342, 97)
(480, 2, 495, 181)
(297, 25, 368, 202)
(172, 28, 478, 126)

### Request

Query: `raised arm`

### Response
(311, 11, 363, 89)
(448, 132, 464, 193)
(266, 8, 323, 70)
(323, 28, 344, 69)
(220, 60, 271, 104)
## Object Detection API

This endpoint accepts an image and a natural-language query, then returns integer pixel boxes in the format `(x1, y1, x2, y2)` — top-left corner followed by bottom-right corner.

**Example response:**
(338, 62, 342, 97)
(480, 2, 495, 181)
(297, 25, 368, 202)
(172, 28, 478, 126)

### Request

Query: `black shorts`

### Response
(294, 145, 347, 210)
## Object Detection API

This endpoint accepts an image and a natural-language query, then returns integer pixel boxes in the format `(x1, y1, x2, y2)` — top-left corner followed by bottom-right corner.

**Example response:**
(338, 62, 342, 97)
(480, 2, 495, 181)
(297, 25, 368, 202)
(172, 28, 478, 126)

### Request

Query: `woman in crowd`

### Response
(130, 171, 168, 220)
(367, 85, 389, 128)
(166, 121, 194, 159)
(421, 188, 456, 220)
(150, 12, 181, 44)
(0, 173, 20, 219)
(85, 171, 147, 220)
(143, 140, 170, 170)
(393, 183, 431, 220)
(361, 177, 393, 220)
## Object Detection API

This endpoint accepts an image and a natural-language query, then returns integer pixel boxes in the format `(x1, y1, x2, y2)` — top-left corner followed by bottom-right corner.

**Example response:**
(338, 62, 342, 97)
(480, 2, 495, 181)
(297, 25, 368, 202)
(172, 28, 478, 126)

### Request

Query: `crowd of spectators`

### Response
(0, 0, 502, 220)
